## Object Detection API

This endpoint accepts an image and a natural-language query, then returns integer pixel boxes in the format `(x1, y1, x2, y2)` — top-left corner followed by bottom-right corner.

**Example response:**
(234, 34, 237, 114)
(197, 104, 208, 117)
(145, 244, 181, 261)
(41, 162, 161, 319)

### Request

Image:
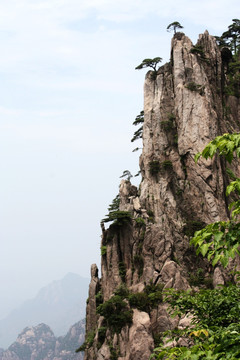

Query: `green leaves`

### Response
(226, 179, 240, 196)
(96, 295, 133, 333)
(193, 133, 240, 267)
(190, 221, 240, 268)
(195, 133, 240, 164)
(151, 286, 240, 359)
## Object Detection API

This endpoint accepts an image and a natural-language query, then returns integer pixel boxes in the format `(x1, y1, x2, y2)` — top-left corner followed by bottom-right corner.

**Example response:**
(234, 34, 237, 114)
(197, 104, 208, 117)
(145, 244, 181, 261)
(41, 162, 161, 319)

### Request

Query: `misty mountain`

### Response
(0, 273, 89, 349)
(0, 320, 85, 360)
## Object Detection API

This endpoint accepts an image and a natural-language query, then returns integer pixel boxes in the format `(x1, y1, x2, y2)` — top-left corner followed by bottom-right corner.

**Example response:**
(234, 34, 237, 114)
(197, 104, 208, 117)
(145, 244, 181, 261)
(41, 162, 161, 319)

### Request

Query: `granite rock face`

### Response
(83, 31, 240, 359)
(0, 321, 85, 360)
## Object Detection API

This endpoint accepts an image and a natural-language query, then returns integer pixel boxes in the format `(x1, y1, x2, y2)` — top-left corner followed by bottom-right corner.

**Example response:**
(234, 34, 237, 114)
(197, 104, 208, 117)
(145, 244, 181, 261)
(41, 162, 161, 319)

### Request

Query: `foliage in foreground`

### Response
(151, 285, 240, 359)
(151, 131, 240, 359)
(192, 133, 240, 268)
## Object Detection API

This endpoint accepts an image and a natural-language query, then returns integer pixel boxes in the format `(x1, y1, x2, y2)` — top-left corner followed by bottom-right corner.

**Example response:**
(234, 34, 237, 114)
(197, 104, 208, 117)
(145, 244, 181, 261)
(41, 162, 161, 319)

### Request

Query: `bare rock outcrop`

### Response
(83, 30, 240, 359)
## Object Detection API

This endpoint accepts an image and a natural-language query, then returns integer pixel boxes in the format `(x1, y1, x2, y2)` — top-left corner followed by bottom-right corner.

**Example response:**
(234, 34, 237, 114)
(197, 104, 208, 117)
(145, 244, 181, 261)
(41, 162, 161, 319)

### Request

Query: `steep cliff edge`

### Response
(83, 31, 240, 360)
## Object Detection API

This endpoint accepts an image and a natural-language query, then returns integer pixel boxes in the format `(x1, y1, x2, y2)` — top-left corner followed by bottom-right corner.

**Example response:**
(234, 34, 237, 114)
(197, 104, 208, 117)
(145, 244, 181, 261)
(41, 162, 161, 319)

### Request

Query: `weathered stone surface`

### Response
(0, 351, 20, 360)
(128, 310, 154, 360)
(84, 30, 240, 359)
(85, 264, 100, 334)
(213, 267, 225, 288)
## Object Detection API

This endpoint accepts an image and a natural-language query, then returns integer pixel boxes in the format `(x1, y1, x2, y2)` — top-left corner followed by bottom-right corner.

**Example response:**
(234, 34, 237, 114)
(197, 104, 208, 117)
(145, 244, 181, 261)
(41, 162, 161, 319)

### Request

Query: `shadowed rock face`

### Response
(84, 31, 240, 359)
(0, 321, 85, 360)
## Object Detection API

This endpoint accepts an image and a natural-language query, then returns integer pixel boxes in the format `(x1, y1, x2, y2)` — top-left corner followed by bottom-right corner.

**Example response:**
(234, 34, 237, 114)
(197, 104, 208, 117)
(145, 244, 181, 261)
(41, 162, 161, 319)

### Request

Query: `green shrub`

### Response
(109, 342, 119, 360)
(145, 282, 164, 307)
(133, 254, 144, 277)
(128, 292, 149, 312)
(165, 284, 240, 328)
(147, 210, 155, 223)
(190, 45, 209, 63)
(114, 284, 129, 298)
(135, 217, 146, 228)
(160, 120, 174, 131)
(101, 246, 107, 256)
(153, 333, 162, 347)
(162, 160, 173, 169)
(149, 160, 161, 175)
(129, 282, 164, 312)
(160, 114, 175, 131)
(139, 229, 146, 241)
(97, 327, 107, 347)
(95, 291, 103, 307)
(76, 330, 95, 352)
(188, 267, 205, 286)
(118, 261, 126, 282)
(149, 160, 173, 176)
(147, 210, 154, 217)
(168, 113, 176, 121)
(185, 82, 205, 95)
(96, 295, 133, 333)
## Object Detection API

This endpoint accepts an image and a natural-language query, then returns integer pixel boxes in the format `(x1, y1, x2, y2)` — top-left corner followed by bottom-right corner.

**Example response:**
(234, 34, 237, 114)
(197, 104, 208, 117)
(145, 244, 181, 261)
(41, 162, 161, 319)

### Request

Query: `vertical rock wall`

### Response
(83, 31, 240, 359)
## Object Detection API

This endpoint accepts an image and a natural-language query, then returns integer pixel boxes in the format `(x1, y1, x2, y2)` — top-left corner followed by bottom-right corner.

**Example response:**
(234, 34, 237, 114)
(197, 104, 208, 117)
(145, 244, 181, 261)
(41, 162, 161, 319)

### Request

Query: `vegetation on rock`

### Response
(120, 169, 133, 181)
(151, 133, 240, 359)
(135, 57, 162, 72)
(96, 295, 133, 333)
(131, 110, 144, 148)
(193, 133, 240, 267)
(166, 21, 184, 34)
(102, 195, 132, 227)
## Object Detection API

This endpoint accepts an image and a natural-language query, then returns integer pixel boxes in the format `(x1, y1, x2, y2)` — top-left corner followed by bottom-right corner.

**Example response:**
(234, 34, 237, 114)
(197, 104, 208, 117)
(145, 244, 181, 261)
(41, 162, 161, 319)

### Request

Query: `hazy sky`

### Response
(0, 0, 239, 318)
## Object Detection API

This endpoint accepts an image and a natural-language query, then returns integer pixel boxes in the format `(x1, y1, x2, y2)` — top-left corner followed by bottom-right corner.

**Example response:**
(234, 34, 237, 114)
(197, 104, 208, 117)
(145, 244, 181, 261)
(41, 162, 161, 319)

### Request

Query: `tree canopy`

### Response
(135, 57, 162, 72)
(221, 19, 240, 55)
(131, 110, 144, 144)
(166, 21, 184, 34)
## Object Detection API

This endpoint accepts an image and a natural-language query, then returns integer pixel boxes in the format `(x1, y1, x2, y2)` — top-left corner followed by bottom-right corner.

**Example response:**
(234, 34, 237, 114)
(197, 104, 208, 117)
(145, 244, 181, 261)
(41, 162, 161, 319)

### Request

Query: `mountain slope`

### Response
(0, 273, 89, 348)
(0, 320, 85, 360)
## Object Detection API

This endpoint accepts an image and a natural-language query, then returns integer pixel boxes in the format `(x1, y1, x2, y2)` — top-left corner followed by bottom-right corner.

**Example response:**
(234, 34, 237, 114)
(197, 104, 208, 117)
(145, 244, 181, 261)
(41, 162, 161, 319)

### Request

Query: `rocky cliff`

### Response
(83, 30, 240, 359)
(0, 321, 85, 360)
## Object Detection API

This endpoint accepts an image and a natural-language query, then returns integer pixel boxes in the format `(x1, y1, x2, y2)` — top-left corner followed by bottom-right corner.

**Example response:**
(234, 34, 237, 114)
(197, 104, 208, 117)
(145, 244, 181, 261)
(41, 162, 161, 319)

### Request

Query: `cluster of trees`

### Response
(216, 19, 240, 56)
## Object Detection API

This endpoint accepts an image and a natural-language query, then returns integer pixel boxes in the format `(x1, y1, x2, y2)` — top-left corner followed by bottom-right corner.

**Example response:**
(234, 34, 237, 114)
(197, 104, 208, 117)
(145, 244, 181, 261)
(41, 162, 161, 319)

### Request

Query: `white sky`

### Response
(0, 0, 239, 319)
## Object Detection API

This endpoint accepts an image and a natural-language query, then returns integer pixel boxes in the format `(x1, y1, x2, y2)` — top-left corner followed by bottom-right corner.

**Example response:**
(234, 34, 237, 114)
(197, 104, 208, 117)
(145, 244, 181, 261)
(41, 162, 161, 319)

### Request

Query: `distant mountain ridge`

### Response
(0, 273, 89, 348)
(0, 320, 85, 360)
